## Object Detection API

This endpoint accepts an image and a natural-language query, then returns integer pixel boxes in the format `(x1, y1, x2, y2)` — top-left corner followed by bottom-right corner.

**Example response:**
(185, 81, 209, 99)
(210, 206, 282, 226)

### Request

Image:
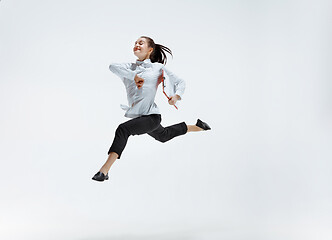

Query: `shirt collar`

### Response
(136, 58, 152, 68)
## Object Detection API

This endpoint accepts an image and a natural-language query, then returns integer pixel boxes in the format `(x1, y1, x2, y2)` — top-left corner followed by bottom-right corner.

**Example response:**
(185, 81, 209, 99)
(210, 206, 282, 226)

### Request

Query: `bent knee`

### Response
(115, 123, 128, 134)
(154, 136, 168, 143)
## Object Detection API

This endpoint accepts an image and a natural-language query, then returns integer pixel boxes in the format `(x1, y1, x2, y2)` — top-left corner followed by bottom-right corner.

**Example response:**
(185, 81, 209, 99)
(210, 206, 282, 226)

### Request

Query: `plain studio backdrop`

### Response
(0, 0, 331, 239)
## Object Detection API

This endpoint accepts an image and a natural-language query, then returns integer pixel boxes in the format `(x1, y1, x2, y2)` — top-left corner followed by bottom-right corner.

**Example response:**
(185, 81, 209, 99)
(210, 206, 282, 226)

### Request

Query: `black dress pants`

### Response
(107, 114, 187, 159)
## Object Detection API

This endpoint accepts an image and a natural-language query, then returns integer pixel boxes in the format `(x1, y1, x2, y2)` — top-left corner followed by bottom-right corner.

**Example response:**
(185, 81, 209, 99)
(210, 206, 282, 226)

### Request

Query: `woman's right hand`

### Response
(134, 74, 144, 89)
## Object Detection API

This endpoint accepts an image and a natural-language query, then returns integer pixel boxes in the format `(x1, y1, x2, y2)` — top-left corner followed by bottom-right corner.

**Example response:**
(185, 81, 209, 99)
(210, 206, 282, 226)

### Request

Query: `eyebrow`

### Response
(135, 40, 145, 44)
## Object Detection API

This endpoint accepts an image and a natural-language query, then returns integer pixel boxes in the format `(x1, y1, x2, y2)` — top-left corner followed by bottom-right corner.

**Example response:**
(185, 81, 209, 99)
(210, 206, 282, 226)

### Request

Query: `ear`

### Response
(148, 47, 153, 54)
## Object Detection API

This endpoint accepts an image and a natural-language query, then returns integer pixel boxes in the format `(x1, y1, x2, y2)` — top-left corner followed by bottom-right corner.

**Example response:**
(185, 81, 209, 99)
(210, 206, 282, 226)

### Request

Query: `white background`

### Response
(0, 0, 331, 239)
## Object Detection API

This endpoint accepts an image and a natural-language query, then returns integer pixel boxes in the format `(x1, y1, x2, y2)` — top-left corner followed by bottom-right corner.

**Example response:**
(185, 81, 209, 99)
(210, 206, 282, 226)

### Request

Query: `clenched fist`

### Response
(168, 95, 181, 105)
(134, 74, 144, 89)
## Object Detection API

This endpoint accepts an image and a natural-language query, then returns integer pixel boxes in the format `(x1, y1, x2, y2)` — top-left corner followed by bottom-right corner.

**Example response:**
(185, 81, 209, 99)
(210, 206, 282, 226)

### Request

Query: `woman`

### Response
(92, 36, 211, 182)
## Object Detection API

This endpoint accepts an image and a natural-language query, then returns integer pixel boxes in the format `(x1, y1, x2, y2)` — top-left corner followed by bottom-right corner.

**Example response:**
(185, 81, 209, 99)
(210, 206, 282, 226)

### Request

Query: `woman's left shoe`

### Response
(92, 172, 109, 182)
(196, 119, 211, 130)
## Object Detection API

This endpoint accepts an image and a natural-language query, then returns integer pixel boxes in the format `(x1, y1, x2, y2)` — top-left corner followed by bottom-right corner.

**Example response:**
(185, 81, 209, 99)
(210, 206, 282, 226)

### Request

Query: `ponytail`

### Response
(140, 36, 173, 65)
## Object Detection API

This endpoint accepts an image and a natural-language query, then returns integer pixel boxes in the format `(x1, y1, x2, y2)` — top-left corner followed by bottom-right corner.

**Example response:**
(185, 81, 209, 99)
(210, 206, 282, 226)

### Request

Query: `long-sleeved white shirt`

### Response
(109, 58, 185, 118)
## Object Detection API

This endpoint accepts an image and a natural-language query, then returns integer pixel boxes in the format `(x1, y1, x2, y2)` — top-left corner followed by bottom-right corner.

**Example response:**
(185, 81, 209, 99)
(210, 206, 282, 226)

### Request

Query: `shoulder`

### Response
(112, 62, 136, 70)
(152, 62, 163, 67)
(152, 62, 165, 72)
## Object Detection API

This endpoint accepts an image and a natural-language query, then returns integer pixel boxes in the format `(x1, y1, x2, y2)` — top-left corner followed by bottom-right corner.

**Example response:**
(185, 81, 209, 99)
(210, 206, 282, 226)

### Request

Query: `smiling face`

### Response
(133, 37, 153, 61)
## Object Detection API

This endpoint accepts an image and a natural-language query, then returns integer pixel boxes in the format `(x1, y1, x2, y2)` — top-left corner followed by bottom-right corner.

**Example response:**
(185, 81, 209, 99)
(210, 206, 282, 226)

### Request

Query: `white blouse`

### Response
(109, 58, 186, 118)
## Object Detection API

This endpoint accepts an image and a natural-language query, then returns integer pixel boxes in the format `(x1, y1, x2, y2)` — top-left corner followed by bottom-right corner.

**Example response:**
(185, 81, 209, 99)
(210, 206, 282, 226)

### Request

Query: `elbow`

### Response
(109, 62, 120, 70)
(109, 64, 115, 71)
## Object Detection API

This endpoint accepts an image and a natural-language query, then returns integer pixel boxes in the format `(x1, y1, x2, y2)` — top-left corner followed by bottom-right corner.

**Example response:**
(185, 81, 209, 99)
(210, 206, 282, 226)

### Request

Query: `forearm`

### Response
(163, 67, 186, 100)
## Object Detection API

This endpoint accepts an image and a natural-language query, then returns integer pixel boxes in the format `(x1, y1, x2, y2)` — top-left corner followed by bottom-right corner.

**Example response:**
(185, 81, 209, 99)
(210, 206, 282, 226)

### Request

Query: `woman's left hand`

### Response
(168, 95, 180, 105)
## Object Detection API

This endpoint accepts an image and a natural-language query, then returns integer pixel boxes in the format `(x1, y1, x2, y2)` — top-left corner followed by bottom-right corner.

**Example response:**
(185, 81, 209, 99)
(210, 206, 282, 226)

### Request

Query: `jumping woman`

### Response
(92, 36, 211, 182)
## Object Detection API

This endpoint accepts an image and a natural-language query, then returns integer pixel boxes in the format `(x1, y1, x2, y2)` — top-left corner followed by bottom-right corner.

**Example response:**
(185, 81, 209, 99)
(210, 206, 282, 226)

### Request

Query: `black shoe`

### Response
(92, 172, 109, 182)
(196, 119, 211, 130)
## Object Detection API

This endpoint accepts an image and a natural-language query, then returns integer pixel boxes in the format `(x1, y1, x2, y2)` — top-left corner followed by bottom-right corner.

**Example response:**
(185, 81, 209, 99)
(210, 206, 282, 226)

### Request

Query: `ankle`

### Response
(99, 169, 108, 175)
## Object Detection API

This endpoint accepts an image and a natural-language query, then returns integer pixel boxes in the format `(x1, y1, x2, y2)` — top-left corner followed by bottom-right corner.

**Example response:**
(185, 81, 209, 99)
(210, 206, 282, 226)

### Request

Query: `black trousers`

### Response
(107, 114, 187, 159)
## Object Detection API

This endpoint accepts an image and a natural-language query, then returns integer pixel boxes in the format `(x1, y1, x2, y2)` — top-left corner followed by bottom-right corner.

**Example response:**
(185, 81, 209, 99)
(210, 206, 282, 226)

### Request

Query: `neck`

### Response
(138, 57, 149, 61)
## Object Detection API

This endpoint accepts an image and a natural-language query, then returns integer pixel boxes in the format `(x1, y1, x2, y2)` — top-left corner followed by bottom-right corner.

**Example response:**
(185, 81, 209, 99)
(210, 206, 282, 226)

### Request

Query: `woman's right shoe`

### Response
(92, 172, 109, 182)
(196, 119, 211, 130)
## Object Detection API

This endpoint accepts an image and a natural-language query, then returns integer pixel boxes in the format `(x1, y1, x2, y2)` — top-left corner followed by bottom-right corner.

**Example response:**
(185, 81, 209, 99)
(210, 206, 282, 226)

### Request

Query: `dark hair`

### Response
(140, 36, 173, 65)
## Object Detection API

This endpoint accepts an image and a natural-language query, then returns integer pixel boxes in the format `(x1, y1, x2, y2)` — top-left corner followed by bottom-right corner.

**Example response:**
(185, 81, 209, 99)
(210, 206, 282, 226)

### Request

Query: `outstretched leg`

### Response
(92, 114, 161, 181)
(148, 118, 211, 143)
